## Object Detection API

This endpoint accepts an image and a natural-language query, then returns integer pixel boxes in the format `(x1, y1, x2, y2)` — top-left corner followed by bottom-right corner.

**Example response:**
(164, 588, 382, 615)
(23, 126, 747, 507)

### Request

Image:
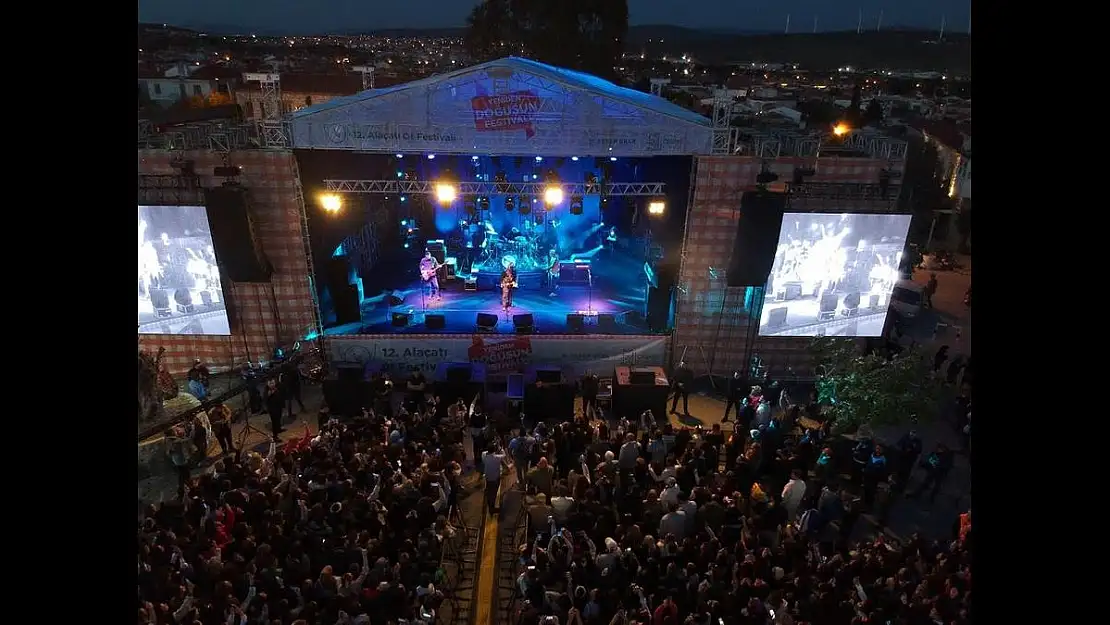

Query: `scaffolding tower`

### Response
(352, 66, 375, 91)
(243, 72, 288, 148)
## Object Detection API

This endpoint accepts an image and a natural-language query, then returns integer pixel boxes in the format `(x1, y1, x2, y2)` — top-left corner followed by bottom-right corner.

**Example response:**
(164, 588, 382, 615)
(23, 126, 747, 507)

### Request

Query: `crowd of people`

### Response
(140, 363, 971, 625)
(140, 378, 474, 625)
(504, 384, 971, 625)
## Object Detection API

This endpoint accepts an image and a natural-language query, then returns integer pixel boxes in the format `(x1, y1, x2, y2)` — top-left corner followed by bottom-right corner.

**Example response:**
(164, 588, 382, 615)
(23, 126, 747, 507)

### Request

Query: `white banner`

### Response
(327, 334, 668, 377)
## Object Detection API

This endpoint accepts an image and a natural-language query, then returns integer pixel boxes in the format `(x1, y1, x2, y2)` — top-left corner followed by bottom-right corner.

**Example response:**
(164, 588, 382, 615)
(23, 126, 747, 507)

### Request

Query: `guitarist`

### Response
(500, 262, 517, 311)
(419, 249, 442, 300)
(546, 248, 560, 297)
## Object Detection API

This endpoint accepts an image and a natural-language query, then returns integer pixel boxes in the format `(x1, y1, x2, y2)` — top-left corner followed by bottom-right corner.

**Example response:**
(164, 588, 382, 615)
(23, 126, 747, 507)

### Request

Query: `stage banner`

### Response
(327, 334, 667, 377)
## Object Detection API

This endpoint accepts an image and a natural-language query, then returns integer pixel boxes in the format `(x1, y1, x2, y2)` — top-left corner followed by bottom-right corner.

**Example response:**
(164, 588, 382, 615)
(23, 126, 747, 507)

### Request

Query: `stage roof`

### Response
(290, 57, 713, 157)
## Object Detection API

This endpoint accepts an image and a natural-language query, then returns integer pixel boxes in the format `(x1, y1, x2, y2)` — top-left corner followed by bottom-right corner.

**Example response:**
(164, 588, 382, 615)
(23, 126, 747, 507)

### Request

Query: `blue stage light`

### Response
(535, 156, 543, 162)
(400, 196, 407, 202)
(395, 154, 403, 158)
(471, 156, 479, 161)
(609, 157, 617, 161)
(571, 156, 579, 161)
(404, 242, 410, 248)
(397, 171, 403, 178)
(427, 154, 436, 160)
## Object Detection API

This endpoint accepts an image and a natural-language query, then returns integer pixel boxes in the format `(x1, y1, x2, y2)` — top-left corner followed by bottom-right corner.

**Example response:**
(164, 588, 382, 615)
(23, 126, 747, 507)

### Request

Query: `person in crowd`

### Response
(510, 428, 537, 485)
(924, 272, 938, 308)
(722, 370, 745, 423)
(141, 409, 456, 625)
(894, 429, 923, 492)
(468, 394, 487, 467)
(908, 443, 955, 504)
(580, 371, 600, 420)
(264, 377, 285, 440)
(406, 369, 427, 413)
(669, 361, 693, 415)
(207, 402, 236, 456)
(186, 358, 210, 400)
(282, 365, 306, 418)
(526, 457, 556, 497)
(482, 440, 509, 514)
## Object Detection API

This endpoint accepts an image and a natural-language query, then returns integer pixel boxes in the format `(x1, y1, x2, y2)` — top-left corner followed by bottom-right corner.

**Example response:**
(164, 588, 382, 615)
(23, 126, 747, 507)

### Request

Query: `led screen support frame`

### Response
(138, 205, 233, 336)
(757, 212, 913, 338)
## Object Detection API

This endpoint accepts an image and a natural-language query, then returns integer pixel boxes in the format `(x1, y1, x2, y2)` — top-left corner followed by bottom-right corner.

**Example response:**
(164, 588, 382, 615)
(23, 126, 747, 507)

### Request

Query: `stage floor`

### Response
(326, 250, 656, 336)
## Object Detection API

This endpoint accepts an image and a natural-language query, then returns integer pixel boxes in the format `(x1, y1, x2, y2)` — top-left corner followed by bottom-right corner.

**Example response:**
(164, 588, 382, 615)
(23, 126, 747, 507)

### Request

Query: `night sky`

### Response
(139, 0, 971, 34)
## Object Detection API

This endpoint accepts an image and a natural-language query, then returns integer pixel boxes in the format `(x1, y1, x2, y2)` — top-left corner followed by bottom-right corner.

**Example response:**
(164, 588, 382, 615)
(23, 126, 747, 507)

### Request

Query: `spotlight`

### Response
(319, 193, 342, 213)
(519, 200, 532, 216)
(832, 122, 850, 137)
(544, 186, 564, 206)
(647, 197, 666, 216)
(434, 183, 457, 205)
(505, 196, 516, 211)
(477, 196, 490, 211)
(585, 172, 599, 195)
(570, 195, 584, 215)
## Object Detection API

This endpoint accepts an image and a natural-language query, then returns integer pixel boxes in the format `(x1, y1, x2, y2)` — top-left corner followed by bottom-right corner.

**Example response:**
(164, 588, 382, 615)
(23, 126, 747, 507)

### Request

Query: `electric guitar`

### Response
(420, 260, 444, 281)
(548, 259, 561, 277)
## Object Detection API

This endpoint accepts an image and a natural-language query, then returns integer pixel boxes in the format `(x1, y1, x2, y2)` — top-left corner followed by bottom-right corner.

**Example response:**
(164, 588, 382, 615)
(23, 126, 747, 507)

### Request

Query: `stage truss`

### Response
(324, 180, 666, 196)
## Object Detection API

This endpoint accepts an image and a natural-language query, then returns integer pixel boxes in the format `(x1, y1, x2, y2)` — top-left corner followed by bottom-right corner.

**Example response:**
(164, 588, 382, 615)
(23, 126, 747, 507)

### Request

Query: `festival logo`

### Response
(467, 334, 532, 374)
(471, 91, 541, 138)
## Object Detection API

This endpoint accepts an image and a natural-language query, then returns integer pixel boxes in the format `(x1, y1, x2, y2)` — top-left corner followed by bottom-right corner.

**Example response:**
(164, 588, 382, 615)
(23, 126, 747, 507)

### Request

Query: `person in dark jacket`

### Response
(894, 430, 923, 492)
(908, 443, 954, 503)
(282, 367, 305, 418)
(862, 445, 888, 507)
(264, 378, 285, 440)
(669, 361, 693, 415)
(723, 371, 745, 423)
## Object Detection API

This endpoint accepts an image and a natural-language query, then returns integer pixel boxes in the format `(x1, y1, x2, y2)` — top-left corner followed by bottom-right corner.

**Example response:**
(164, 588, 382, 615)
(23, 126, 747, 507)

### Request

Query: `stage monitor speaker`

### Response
(387, 291, 405, 307)
(513, 313, 535, 334)
(597, 313, 616, 333)
(476, 313, 498, 331)
(819, 293, 839, 313)
(446, 365, 472, 383)
(150, 288, 170, 310)
(205, 185, 273, 282)
(566, 313, 585, 333)
(630, 368, 657, 385)
(727, 191, 787, 287)
(425, 314, 446, 330)
(334, 285, 361, 325)
(768, 307, 789, 328)
(392, 312, 411, 327)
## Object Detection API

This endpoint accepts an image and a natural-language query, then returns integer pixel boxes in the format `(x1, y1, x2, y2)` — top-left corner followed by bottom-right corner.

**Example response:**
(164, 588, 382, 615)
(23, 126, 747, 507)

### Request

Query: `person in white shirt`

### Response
(781, 469, 807, 521)
(618, 433, 640, 470)
(481, 443, 508, 515)
(659, 477, 682, 508)
(549, 485, 576, 525)
(658, 504, 688, 538)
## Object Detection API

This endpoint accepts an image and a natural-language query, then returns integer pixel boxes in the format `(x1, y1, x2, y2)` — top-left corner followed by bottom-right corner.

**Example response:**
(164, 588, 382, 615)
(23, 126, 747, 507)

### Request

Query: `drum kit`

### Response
(479, 232, 545, 270)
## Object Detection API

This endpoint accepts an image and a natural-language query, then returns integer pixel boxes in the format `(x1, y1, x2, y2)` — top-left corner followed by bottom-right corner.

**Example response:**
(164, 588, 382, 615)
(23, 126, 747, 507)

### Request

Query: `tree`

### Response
(809, 337, 945, 435)
(464, 0, 629, 80)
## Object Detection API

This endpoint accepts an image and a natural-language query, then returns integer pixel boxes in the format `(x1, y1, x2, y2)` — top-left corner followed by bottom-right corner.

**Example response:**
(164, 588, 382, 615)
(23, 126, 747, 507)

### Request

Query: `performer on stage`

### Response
(419, 250, 442, 300)
(500, 262, 517, 311)
(546, 248, 560, 297)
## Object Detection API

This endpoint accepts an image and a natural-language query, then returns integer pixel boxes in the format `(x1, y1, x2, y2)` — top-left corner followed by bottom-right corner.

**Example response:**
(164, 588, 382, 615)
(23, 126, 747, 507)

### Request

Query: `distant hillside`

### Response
(629, 29, 970, 72)
(142, 21, 968, 72)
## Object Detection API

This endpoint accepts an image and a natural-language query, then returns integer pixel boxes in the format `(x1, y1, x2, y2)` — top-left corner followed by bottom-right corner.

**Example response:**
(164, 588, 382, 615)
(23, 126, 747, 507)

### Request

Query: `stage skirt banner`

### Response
(327, 334, 667, 377)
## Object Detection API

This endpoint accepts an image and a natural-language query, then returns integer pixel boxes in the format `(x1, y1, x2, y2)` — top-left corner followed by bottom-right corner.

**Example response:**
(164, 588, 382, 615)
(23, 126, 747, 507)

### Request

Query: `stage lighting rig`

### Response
(543, 170, 563, 206)
(494, 171, 509, 193)
(520, 199, 533, 216)
(403, 168, 417, 181)
(647, 197, 666, 216)
(505, 196, 516, 211)
(477, 196, 491, 211)
(570, 195, 584, 215)
(585, 172, 599, 195)
(319, 193, 343, 213)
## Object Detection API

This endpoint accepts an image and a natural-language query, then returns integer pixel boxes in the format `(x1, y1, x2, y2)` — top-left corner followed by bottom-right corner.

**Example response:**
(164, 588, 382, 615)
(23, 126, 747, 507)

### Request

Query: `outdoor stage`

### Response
(326, 245, 653, 335)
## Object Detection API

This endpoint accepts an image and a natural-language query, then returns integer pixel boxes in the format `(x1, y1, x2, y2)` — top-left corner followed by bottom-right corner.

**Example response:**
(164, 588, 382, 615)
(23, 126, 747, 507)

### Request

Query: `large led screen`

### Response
(759, 212, 913, 337)
(138, 205, 231, 335)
